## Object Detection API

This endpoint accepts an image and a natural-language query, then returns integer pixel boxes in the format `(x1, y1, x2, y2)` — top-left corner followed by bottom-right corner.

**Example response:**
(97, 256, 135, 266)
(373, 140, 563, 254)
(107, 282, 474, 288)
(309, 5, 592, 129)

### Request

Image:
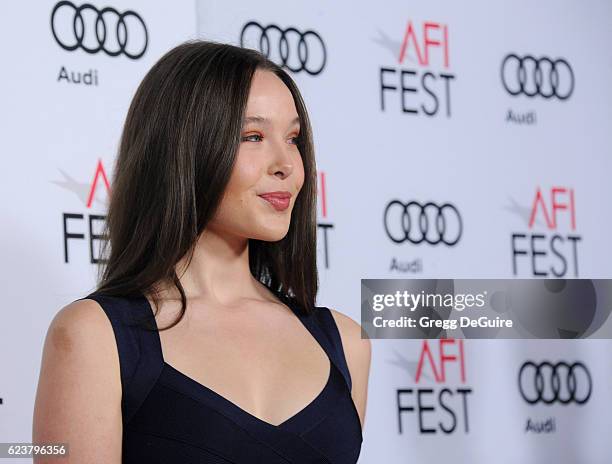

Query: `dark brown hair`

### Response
(92, 39, 318, 329)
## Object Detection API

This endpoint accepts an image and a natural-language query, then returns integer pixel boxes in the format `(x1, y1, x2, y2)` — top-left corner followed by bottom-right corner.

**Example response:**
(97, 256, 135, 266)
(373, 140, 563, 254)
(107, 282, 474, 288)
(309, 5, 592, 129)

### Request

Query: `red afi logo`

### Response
(399, 20, 450, 68)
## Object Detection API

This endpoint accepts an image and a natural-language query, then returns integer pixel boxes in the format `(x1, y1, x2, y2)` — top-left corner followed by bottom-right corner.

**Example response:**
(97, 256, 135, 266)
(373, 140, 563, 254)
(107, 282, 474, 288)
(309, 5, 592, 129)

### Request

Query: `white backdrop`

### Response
(1, 0, 611, 462)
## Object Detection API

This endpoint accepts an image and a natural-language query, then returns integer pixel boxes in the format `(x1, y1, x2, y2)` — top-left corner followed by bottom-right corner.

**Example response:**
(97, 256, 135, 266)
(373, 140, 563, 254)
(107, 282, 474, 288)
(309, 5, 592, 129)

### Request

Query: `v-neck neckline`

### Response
(162, 358, 335, 430)
(137, 288, 339, 432)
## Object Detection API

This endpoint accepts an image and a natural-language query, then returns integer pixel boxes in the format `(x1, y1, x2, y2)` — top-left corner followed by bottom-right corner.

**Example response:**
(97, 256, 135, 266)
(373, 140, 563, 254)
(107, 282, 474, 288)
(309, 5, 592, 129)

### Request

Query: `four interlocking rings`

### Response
(240, 21, 326, 75)
(518, 361, 592, 405)
(501, 54, 574, 100)
(51, 1, 148, 59)
(383, 200, 462, 246)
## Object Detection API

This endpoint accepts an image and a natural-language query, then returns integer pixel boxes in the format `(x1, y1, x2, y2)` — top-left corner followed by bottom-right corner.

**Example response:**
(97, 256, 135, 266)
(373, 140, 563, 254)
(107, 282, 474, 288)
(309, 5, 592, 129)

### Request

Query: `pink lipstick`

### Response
(258, 191, 292, 211)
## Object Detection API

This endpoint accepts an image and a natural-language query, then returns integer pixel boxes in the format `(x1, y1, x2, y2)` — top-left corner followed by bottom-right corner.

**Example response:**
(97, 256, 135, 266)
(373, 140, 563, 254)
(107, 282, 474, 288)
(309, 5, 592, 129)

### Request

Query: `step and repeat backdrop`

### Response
(1, 0, 611, 462)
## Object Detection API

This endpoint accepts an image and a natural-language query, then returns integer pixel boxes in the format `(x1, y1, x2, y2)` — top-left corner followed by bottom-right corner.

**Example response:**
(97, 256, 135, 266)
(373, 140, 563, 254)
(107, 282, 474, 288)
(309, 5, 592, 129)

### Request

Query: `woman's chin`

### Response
(251, 226, 290, 242)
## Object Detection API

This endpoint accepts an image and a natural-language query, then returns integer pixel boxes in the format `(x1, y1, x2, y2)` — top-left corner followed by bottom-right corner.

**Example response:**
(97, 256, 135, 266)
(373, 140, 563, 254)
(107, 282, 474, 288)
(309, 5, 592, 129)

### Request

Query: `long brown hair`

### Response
(93, 39, 318, 329)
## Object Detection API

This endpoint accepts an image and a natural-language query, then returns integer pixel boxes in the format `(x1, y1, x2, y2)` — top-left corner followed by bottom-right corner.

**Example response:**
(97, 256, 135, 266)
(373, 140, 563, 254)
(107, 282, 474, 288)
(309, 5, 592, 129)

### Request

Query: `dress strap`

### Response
(73, 293, 164, 425)
(311, 306, 353, 393)
(273, 290, 353, 394)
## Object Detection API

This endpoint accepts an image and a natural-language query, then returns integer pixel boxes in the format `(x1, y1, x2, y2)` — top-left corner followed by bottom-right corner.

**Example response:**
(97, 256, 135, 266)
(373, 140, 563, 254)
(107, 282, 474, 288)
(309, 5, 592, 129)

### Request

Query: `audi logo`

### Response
(383, 200, 462, 246)
(240, 21, 326, 75)
(50, 1, 148, 59)
(518, 361, 592, 405)
(501, 54, 574, 100)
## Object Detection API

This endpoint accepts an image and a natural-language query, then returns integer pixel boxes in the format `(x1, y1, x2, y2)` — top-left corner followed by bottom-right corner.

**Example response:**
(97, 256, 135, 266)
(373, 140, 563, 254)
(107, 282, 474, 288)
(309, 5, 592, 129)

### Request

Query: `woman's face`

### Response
(208, 69, 305, 243)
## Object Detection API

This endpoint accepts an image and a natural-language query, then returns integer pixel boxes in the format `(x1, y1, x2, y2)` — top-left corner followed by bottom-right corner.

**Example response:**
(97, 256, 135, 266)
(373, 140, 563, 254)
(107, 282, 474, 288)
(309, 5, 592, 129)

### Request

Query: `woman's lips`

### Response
(258, 192, 291, 211)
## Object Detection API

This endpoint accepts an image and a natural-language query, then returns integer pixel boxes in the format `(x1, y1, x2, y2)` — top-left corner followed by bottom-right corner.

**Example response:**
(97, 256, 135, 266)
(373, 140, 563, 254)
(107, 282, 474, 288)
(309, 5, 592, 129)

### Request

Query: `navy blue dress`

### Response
(75, 289, 363, 463)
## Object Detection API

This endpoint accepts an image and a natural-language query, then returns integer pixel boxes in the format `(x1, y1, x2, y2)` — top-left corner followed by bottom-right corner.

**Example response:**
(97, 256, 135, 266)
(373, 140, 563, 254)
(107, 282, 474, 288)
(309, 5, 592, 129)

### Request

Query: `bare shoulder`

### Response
(38, 299, 120, 376)
(327, 307, 371, 430)
(44, 298, 117, 355)
(32, 298, 122, 463)
(327, 308, 372, 361)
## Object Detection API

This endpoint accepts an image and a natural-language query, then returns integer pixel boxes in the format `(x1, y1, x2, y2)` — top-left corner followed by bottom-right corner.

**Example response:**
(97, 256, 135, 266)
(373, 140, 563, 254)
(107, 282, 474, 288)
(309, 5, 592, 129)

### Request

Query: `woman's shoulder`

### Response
(33, 299, 123, 459)
(324, 307, 371, 368)
(323, 307, 371, 429)
(49, 298, 118, 354)
(38, 296, 123, 401)
(42, 298, 122, 384)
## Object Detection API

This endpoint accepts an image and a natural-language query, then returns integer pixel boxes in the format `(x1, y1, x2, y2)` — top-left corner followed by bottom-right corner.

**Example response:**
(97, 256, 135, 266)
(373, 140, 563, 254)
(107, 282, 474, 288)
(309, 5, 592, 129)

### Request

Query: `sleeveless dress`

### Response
(75, 289, 363, 463)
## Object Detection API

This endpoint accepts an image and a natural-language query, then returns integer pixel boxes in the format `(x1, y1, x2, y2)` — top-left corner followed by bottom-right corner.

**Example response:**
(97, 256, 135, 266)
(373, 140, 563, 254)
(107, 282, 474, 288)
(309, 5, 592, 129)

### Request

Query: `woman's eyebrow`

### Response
(242, 115, 301, 128)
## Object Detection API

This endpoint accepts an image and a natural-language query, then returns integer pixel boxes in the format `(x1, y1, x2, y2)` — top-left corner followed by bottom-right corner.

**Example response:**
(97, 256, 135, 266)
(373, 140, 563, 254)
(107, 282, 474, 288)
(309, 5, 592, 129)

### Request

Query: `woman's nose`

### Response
(268, 139, 294, 179)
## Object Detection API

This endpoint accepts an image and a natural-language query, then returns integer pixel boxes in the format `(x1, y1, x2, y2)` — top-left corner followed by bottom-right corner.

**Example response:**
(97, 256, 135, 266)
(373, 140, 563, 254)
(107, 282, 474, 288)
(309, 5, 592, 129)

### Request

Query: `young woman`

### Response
(33, 40, 371, 463)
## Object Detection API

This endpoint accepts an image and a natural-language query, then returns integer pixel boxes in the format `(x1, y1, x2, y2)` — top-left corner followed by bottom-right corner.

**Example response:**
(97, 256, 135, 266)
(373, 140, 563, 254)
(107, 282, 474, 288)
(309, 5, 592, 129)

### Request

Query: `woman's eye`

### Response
(241, 133, 300, 144)
(242, 134, 262, 142)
